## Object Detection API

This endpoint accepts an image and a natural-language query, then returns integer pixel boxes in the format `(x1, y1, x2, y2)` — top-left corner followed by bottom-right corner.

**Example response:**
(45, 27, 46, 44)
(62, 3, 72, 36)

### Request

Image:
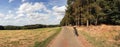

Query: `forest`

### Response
(60, 0, 120, 26)
(0, 24, 59, 30)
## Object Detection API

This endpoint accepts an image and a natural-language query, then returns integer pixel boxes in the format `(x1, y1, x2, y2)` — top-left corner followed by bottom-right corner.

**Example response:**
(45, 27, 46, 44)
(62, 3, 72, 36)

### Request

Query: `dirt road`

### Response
(48, 27, 81, 47)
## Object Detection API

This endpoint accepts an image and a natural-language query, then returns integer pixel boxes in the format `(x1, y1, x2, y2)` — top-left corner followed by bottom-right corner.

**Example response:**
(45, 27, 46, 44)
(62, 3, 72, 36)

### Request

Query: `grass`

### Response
(34, 27, 61, 47)
(78, 31, 106, 47)
(114, 31, 120, 41)
(114, 31, 120, 46)
(77, 25, 120, 47)
(0, 27, 61, 47)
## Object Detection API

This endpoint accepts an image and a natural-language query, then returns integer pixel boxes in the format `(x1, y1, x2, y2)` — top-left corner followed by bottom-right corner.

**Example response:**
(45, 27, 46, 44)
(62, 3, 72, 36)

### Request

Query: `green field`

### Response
(0, 27, 61, 47)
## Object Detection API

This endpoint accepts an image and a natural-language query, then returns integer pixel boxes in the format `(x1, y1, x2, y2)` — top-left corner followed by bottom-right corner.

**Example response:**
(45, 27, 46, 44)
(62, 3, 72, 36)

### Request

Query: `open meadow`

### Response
(0, 27, 61, 47)
(77, 25, 120, 47)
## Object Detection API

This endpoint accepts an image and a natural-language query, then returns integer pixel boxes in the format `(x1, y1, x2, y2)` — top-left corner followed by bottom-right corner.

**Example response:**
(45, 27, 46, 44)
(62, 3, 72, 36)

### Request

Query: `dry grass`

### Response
(0, 27, 60, 47)
(77, 25, 120, 47)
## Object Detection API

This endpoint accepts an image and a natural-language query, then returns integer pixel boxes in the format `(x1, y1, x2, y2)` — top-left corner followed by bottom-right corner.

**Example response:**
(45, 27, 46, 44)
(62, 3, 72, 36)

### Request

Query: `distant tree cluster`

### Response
(60, 0, 120, 26)
(0, 26, 4, 30)
(0, 24, 59, 30)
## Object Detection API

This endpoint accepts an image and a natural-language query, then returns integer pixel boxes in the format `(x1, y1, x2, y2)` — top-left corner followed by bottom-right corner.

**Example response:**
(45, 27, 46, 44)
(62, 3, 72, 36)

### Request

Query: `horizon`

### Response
(0, 0, 67, 26)
(0, 23, 60, 26)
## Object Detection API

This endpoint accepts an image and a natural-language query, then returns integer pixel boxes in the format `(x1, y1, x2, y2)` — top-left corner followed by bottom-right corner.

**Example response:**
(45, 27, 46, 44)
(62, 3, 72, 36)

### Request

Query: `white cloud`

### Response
(52, 6, 66, 22)
(14, 14, 24, 19)
(22, 0, 26, 2)
(0, 2, 66, 26)
(15, 2, 52, 25)
(0, 13, 4, 18)
(48, 0, 67, 6)
(17, 2, 46, 14)
(9, 0, 14, 3)
(4, 14, 15, 20)
(52, 6, 66, 13)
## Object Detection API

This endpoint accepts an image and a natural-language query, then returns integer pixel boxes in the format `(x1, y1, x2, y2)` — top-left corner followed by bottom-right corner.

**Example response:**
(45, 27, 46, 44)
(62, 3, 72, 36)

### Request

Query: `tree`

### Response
(60, 0, 120, 26)
(0, 26, 4, 30)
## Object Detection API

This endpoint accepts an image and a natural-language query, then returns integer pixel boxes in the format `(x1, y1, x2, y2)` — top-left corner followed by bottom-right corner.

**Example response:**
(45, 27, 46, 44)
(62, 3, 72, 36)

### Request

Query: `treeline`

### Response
(0, 24, 59, 30)
(60, 0, 120, 26)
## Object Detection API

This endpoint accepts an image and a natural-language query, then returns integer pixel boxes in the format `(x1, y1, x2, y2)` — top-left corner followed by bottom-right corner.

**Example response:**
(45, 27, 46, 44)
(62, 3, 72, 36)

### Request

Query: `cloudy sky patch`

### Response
(0, 0, 67, 26)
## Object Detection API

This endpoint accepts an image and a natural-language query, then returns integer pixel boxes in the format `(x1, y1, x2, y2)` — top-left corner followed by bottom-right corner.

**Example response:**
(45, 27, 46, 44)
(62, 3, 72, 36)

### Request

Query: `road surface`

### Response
(48, 27, 81, 47)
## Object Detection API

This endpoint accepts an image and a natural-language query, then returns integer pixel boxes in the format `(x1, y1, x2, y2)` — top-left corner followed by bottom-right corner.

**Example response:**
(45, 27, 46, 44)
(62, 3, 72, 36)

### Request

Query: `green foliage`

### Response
(4, 26, 22, 30)
(60, 0, 120, 26)
(0, 26, 4, 30)
(0, 24, 60, 30)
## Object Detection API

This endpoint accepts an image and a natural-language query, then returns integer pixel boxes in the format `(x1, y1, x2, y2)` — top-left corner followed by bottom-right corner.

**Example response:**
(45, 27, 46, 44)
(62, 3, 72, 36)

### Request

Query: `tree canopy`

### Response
(60, 0, 120, 26)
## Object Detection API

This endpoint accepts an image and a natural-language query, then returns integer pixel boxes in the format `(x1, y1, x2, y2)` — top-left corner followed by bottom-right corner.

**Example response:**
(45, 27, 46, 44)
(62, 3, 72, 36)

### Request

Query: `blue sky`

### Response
(0, 0, 67, 26)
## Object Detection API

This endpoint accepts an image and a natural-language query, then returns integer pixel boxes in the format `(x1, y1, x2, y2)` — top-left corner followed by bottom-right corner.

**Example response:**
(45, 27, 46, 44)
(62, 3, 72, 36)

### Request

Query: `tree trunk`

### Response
(95, 19, 98, 25)
(76, 20, 77, 26)
(75, 16, 77, 26)
(77, 16, 79, 26)
(95, 18, 98, 25)
(87, 20, 89, 27)
(65, 21, 67, 26)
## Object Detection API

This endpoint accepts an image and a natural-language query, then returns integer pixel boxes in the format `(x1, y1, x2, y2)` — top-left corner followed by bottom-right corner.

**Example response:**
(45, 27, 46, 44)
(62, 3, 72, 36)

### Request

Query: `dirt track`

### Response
(48, 27, 81, 47)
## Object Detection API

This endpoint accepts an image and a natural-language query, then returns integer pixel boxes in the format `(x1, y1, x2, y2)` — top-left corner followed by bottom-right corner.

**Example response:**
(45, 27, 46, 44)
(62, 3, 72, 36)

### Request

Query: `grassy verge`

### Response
(34, 27, 61, 47)
(77, 26, 120, 47)
(79, 31, 99, 47)
(79, 30, 120, 47)
(80, 31, 114, 47)
(114, 31, 120, 46)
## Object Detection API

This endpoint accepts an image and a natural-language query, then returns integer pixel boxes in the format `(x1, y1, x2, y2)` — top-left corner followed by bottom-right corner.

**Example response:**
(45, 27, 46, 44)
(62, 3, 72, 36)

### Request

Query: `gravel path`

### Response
(48, 27, 81, 47)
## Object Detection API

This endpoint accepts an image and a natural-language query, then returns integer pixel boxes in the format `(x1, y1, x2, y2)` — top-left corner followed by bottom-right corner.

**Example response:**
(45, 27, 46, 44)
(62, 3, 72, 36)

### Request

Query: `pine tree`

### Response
(60, 0, 120, 26)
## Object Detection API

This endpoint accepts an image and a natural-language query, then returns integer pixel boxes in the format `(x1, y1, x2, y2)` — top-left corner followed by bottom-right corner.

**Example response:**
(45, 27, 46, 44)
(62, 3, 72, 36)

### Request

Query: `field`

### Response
(77, 25, 120, 47)
(0, 27, 61, 47)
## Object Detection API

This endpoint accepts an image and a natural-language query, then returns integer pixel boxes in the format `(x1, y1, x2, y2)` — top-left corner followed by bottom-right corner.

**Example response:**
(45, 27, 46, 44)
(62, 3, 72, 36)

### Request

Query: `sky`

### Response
(0, 0, 67, 26)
